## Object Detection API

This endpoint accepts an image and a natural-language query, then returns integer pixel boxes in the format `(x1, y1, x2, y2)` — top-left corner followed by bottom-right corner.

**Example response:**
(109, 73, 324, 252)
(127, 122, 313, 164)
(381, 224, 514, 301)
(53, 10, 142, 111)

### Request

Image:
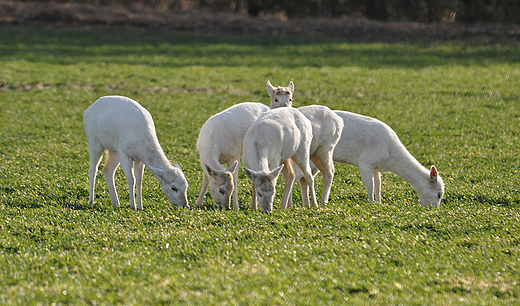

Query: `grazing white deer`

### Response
(242, 107, 317, 212)
(266, 80, 294, 108)
(84, 96, 189, 210)
(294, 110, 445, 208)
(196, 102, 270, 210)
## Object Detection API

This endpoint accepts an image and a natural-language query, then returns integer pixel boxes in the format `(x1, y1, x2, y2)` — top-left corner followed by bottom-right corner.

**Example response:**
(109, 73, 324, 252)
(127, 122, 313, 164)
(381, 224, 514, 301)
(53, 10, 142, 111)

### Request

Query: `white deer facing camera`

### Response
(267, 80, 294, 108)
(242, 107, 317, 213)
(196, 102, 270, 210)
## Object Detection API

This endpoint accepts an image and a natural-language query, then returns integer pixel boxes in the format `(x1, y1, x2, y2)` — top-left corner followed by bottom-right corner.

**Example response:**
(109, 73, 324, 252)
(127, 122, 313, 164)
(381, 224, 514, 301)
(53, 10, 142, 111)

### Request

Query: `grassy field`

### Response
(0, 25, 519, 305)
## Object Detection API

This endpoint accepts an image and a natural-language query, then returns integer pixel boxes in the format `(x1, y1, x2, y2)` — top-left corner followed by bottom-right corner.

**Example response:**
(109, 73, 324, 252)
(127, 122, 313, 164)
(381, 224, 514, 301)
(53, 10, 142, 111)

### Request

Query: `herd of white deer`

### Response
(84, 81, 445, 212)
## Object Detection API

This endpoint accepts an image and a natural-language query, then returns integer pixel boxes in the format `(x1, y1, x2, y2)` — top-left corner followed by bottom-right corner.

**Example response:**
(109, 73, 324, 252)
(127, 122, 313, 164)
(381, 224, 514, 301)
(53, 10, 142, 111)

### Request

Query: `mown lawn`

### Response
(0, 25, 519, 305)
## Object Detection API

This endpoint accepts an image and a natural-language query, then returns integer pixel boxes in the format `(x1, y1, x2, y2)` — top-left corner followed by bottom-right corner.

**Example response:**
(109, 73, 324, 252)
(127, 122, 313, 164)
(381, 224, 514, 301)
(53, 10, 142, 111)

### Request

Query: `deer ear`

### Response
(205, 164, 217, 177)
(173, 162, 182, 170)
(268, 164, 284, 181)
(243, 167, 254, 180)
(227, 160, 239, 174)
(148, 165, 167, 182)
(429, 166, 438, 183)
(287, 81, 294, 92)
(266, 80, 275, 97)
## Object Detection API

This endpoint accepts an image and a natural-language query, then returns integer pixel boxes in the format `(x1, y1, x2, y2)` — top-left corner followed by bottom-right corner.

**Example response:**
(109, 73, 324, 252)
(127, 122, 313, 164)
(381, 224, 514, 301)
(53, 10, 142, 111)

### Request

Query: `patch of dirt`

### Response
(0, 81, 225, 94)
(1, 1, 520, 42)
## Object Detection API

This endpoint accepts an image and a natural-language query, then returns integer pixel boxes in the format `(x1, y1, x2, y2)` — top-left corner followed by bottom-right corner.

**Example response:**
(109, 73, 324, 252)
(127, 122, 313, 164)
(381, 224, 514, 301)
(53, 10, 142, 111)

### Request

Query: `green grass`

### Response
(1, 25, 520, 305)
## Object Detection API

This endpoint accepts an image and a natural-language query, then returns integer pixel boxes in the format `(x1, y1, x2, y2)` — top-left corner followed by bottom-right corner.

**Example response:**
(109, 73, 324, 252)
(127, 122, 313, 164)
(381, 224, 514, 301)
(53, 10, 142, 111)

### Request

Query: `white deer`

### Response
(195, 102, 270, 210)
(295, 105, 343, 206)
(242, 107, 317, 212)
(267, 81, 343, 206)
(84, 96, 189, 210)
(266, 80, 294, 108)
(294, 110, 445, 208)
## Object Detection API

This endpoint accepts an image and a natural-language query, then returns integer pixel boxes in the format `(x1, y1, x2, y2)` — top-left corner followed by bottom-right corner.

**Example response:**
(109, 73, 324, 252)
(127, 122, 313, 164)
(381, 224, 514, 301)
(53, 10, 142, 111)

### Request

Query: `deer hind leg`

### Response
(103, 150, 121, 208)
(290, 162, 319, 207)
(298, 176, 310, 207)
(292, 155, 317, 208)
(287, 160, 305, 208)
(119, 154, 136, 210)
(134, 161, 145, 210)
(310, 147, 335, 206)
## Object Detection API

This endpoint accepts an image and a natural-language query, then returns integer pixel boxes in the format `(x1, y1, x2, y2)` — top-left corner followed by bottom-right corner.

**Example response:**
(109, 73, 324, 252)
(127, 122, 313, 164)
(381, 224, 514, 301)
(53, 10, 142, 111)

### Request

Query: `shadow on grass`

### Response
(191, 200, 234, 212)
(1, 199, 43, 209)
(1, 25, 519, 69)
(445, 192, 519, 208)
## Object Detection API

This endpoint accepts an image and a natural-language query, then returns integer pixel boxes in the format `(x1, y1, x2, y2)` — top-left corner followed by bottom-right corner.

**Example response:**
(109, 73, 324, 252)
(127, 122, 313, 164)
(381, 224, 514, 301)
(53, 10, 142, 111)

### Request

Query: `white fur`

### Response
(196, 102, 270, 210)
(242, 107, 317, 212)
(267, 80, 294, 108)
(296, 110, 445, 208)
(295, 105, 344, 206)
(267, 83, 344, 206)
(84, 96, 189, 210)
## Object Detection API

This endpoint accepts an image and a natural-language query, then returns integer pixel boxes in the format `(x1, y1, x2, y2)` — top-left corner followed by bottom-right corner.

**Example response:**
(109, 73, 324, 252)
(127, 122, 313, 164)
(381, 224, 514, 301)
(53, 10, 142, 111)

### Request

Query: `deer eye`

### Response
(171, 186, 178, 192)
(438, 193, 442, 199)
(289, 99, 293, 102)
(274, 99, 278, 102)
(257, 192, 263, 198)
(219, 188, 225, 194)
